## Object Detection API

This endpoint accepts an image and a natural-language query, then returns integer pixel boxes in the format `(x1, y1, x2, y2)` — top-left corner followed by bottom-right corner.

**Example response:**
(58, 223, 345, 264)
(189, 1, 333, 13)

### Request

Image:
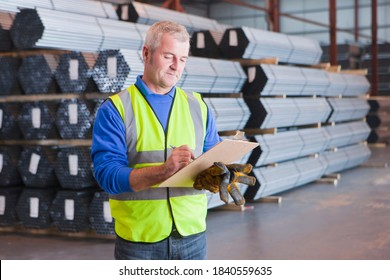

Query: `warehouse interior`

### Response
(0, 0, 389, 260)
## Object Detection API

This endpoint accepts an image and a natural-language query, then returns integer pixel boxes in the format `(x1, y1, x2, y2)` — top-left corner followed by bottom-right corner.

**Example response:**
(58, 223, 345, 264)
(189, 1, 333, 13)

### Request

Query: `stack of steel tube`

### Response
(0, 146, 23, 187)
(54, 147, 96, 190)
(55, 99, 92, 139)
(17, 54, 61, 94)
(49, 189, 95, 232)
(17, 146, 59, 188)
(88, 191, 115, 235)
(16, 187, 56, 229)
(219, 26, 322, 65)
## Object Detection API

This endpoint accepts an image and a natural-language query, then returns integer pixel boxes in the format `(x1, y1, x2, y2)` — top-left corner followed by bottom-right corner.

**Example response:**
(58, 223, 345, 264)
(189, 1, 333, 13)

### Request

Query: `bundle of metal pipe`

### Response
(300, 67, 331, 95)
(178, 56, 217, 93)
(191, 23, 230, 59)
(203, 97, 250, 132)
(245, 97, 331, 129)
(255, 130, 304, 167)
(97, 18, 144, 51)
(1, 0, 54, 10)
(88, 191, 115, 235)
(287, 35, 323, 65)
(243, 64, 334, 97)
(92, 49, 142, 93)
(16, 187, 56, 229)
(54, 147, 96, 190)
(50, 0, 118, 19)
(367, 129, 390, 144)
(293, 156, 327, 187)
(326, 97, 370, 123)
(246, 156, 326, 201)
(219, 26, 322, 65)
(0, 186, 22, 226)
(254, 127, 329, 167)
(243, 64, 305, 96)
(0, 10, 14, 51)
(54, 52, 97, 94)
(17, 101, 59, 140)
(319, 143, 371, 175)
(0, 27, 12, 51)
(326, 72, 370, 97)
(10, 7, 145, 52)
(0, 2, 20, 13)
(49, 189, 95, 232)
(191, 30, 222, 58)
(178, 56, 246, 94)
(342, 143, 372, 170)
(252, 160, 300, 199)
(294, 98, 332, 125)
(324, 121, 371, 150)
(209, 59, 246, 94)
(0, 146, 23, 187)
(10, 8, 102, 51)
(325, 72, 348, 96)
(297, 127, 330, 155)
(341, 73, 370, 96)
(0, 103, 23, 140)
(366, 96, 390, 144)
(118, 1, 224, 35)
(17, 146, 59, 188)
(0, 56, 20, 96)
(253, 119, 370, 167)
(17, 54, 61, 94)
(1, 0, 117, 19)
(118, 1, 191, 28)
(365, 113, 390, 131)
(55, 99, 92, 139)
(342, 121, 371, 145)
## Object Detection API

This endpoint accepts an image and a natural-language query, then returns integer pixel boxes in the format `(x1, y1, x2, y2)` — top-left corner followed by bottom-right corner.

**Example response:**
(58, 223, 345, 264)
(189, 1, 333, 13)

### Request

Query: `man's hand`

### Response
(164, 145, 194, 176)
(193, 162, 256, 206)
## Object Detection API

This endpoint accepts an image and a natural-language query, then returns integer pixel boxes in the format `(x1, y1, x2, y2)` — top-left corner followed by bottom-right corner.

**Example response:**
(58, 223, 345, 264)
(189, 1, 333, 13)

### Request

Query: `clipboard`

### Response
(158, 139, 259, 187)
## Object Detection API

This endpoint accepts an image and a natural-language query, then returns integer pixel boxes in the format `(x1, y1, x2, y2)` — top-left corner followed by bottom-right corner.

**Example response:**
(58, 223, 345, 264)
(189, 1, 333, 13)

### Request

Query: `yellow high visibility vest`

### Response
(108, 85, 208, 242)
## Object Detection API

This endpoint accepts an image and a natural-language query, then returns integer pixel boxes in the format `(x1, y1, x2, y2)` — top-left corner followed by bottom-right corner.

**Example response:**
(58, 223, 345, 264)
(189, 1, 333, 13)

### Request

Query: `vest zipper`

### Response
(164, 91, 177, 233)
(138, 86, 177, 234)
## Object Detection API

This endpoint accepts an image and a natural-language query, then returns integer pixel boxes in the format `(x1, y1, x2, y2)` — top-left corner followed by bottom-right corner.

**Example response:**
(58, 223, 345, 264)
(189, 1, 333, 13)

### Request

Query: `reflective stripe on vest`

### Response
(108, 85, 208, 242)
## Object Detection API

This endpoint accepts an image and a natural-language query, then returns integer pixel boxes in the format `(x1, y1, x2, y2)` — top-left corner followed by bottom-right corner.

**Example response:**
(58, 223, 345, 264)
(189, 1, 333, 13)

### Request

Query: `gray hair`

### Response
(144, 21, 190, 53)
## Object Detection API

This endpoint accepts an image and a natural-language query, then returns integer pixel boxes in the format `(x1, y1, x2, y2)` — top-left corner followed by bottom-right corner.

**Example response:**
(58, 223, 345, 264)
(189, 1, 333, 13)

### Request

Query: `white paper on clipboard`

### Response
(158, 139, 259, 187)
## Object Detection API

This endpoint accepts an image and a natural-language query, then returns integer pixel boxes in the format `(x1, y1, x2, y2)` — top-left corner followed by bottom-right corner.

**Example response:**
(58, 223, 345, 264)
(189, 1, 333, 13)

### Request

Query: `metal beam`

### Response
(267, 0, 280, 32)
(354, 0, 359, 41)
(161, 0, 185, 12)
(329, 0, 337, 66)
(371, 0, 378, 96)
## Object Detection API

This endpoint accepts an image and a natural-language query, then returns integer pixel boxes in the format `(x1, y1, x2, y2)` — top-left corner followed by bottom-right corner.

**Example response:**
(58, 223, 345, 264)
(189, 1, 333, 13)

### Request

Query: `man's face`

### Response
(143, 33, 189, 94)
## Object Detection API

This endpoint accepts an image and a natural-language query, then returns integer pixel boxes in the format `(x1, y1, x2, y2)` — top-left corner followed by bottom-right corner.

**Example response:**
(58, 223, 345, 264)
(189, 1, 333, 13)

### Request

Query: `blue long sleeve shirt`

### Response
(91, 76, 221, 194)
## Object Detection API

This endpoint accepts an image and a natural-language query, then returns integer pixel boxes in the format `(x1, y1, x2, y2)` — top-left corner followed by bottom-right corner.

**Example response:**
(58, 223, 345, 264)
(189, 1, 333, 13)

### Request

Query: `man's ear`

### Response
(142, 46, 149, 62)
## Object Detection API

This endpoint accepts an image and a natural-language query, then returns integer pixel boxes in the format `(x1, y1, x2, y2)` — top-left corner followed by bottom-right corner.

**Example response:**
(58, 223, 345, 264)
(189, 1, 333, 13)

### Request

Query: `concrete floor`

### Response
(0, 144, 389, 260)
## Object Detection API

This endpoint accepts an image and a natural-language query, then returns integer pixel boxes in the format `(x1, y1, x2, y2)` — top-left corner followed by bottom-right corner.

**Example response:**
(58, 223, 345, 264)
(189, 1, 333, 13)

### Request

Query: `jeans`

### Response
(114, 231, 207, 260)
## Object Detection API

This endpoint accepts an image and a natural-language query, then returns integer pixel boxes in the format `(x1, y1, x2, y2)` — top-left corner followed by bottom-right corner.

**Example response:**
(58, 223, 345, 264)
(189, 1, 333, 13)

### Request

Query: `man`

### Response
(91, 21, 221, 260)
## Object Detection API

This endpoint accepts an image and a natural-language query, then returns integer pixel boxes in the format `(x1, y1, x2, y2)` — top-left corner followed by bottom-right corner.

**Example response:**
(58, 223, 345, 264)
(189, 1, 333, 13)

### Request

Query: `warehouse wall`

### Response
(208, 0, 267, 29)
(207, 0, 390, 45)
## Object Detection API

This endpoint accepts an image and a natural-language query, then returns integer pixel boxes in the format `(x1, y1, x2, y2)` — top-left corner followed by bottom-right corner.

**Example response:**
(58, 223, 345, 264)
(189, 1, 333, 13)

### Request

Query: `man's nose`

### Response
(170, 58, 178, 70)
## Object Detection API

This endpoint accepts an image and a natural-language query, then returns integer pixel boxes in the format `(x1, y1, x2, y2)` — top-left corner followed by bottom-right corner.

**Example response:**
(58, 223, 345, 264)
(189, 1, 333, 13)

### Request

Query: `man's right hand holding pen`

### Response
(169, 145, 195, 171)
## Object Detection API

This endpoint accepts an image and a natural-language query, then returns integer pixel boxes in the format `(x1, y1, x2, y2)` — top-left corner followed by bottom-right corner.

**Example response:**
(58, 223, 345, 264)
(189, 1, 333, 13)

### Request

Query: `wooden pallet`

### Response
(0, 224, 115, 240)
